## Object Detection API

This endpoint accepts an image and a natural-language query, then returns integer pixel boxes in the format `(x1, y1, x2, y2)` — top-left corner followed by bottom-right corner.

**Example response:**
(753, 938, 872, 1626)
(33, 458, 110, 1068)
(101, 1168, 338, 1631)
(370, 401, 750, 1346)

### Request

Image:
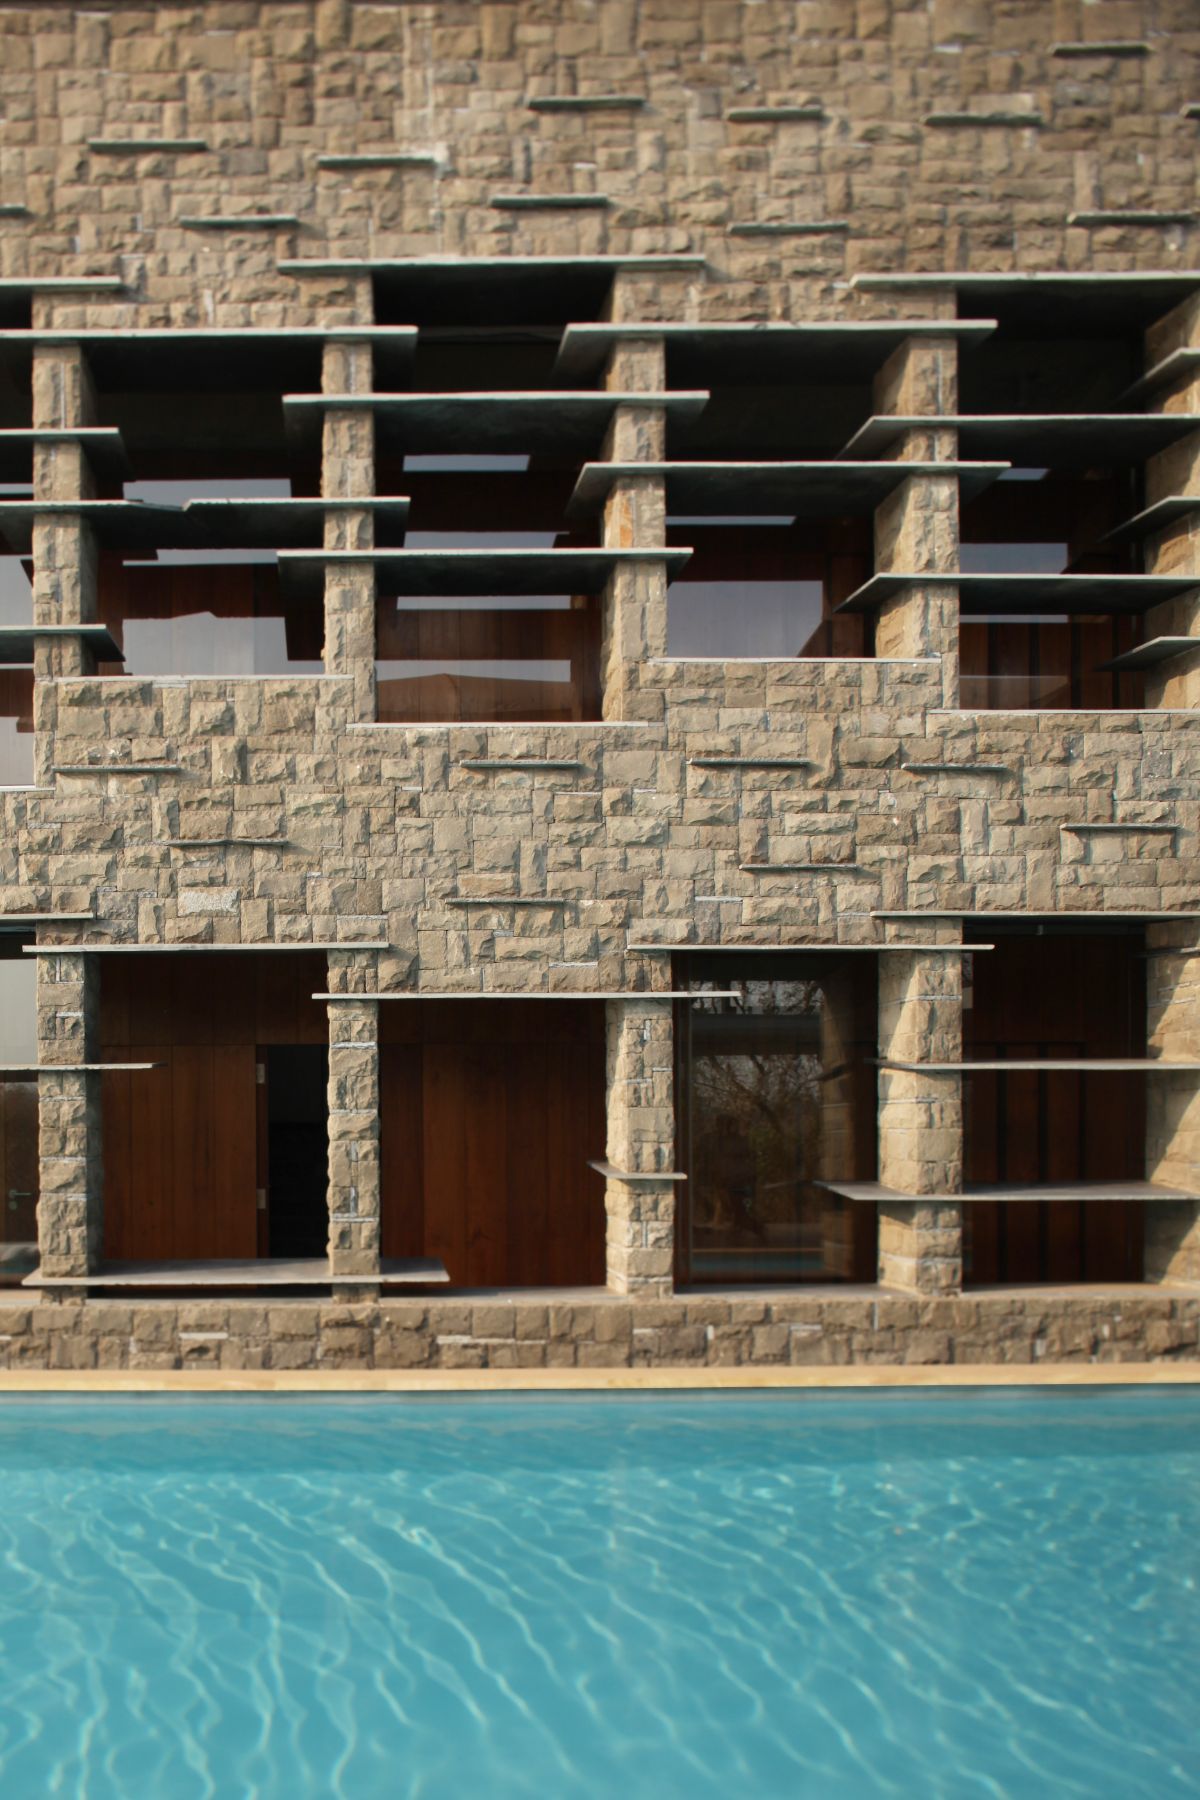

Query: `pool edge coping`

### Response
(0, 1364, 1198, 1393)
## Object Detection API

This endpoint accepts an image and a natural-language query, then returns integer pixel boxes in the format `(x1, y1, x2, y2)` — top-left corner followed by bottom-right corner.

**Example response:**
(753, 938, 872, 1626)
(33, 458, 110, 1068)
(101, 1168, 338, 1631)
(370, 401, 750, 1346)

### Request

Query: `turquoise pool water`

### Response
(0, 1391, 1197, 1797)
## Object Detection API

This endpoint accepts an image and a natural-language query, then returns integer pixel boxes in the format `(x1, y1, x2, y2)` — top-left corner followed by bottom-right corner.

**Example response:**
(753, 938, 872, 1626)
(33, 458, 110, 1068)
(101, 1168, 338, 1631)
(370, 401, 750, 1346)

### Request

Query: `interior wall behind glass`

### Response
(0, 959, 37, 1064)
(667, 580, 824, 658)
(679, 966, 876, 1283)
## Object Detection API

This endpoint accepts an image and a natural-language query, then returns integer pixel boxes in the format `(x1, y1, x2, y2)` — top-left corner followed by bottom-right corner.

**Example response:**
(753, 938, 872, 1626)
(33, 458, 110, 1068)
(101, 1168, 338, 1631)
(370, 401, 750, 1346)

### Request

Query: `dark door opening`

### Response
(264, 1045, 329, 1259)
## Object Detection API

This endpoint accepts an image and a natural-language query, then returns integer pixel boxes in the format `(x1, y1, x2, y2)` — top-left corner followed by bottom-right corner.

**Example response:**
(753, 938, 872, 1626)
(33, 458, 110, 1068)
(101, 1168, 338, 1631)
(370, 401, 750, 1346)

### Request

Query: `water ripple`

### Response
(0, 1391, 1195, 1797)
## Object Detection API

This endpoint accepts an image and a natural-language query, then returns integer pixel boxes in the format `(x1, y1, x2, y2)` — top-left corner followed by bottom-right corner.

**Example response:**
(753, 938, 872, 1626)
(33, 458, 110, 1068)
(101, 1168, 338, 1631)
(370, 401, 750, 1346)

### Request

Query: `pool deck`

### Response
(0, 1363, 1197, 1393)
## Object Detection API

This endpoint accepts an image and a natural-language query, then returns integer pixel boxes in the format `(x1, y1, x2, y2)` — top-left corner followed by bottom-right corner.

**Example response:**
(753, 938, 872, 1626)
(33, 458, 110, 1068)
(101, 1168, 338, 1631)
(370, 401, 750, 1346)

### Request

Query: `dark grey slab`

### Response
(182, 496, 410, 548)
(317, 151, 438, 167)
(280, 253, 706, 277)
(873, 909, 1200, 922)
(840, 412, 1200, 464)
(0, 625, 121, 662)
(1124, 347, 1200, 400)
(1097, 495, 1200, 546)
(850, 270, 1200, 334)
(180, 213, 301, 230)
(588, 1160, 686, 1181)
(818, 1179, 1196, 1204)
(568, 458, 1006, 517)
(874, 907, 1200, 921)
(1101, 636, 1200, 672)
(0, 496, 410, 553)
(0, 428, 127, 482)
(728, 221, 850, 237)
(554, 319, 997, 382)
(629, 941, 984, 954)
(89, 138, 208, 154)
(1069, 209, 1195, 228)
(283, 389, 708, 453)
(924, 110, 1044, 127)
(0, 277, 123, 295)
(491, 193, 609, 210)
(726, 104, 824, 122)
(526, 95, 646, 112)
(24, 1257, 450, 1289)
(838, 572, 1199, 615)
(279, 545, 692, 599)
(0, 327, 418, 388)
(878, 1058, 1200, 1072)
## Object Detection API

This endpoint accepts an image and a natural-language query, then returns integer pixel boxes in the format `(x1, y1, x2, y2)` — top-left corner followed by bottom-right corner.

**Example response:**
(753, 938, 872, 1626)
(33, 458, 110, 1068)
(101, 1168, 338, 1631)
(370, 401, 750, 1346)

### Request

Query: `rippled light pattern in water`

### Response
(0, 1391, 1198, 1797)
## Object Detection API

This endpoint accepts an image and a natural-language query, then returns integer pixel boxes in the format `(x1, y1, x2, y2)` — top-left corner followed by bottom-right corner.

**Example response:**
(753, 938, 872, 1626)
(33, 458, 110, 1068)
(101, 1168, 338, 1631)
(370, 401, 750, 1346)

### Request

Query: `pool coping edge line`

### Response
(0, 1364, 1197, 1393)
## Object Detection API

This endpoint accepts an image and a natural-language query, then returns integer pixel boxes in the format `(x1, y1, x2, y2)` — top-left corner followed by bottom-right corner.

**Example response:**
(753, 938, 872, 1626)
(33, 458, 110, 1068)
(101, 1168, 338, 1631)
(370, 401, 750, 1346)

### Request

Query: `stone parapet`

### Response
(5, 1289, 1198, 1373)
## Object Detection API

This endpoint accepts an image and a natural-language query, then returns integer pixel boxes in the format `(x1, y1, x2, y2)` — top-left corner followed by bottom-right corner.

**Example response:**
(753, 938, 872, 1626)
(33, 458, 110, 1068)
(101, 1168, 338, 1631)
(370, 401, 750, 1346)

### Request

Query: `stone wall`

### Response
(1, 2, 1198, 299)
(2, 1289, 1197, 1372)
(0, 0, 1198, 1365)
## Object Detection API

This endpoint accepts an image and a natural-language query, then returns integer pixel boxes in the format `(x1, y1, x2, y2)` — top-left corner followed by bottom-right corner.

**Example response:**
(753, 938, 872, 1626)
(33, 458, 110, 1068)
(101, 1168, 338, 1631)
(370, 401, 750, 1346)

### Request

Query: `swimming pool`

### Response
(0, 1390, 1195, 1797)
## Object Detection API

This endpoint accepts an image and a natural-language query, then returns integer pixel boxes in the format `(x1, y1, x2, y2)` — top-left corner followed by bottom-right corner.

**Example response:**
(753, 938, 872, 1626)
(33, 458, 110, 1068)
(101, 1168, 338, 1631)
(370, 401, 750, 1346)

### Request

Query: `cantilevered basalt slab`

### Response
(567, 458, 1006, 518)
(850, 270, 1200, 333)
(553, 318, 996, 382)
(0, 326, 418, 387)
(838, 572, 1200, 614)
(840, 413, 1200, 464)
(0, 428, 127, 482)
(0, 625, 121, 663)
(282, 390, 709, 455)
(0, 496, 410, 554)
(279, 546, 692, 599)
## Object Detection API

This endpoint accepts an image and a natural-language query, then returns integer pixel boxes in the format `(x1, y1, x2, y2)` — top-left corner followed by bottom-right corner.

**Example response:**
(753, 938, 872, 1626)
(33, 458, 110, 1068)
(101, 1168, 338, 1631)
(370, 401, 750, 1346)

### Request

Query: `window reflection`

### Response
(99, 565, 322, 678)
(664, 521, 869, 658)
(376, 593, 599, 722)
(679, 969, 877, 1284)
(668, 579, 824, 658)
(958, 470, 1142, 710)
(0, 670, 33, 786)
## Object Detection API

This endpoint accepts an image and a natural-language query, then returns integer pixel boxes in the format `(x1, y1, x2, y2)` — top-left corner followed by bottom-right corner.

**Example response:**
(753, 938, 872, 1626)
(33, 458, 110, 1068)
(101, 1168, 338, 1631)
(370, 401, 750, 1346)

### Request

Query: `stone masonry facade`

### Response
(1, 0, 1199, 1370)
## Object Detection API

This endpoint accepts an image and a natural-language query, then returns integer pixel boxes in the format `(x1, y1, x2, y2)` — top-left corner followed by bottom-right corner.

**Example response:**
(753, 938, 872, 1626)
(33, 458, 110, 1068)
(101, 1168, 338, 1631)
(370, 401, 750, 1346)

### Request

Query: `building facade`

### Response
(0, 0, 1198, 1369)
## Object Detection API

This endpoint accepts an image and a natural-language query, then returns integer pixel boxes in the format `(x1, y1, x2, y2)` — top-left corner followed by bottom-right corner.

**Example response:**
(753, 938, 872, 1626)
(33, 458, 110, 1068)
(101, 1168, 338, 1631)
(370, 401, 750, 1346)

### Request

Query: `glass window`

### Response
(0, 957, 36, 1065)
(679, 966, 877, 1283)
(376, 593, 599, 722)
(0, 950, 38, 1262)
(0, 670, 33, 786)
(959, 543, 1069, 574)
(667, 580, 824, 658)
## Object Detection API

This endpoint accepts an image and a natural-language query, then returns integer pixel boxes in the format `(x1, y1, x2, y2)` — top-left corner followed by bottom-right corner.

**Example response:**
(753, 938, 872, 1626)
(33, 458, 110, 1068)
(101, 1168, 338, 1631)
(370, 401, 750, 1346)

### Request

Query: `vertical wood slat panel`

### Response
(380, 1043, 424, 1260)
(99, 955, 326, 1260)
(381, 1004, 606, 1287)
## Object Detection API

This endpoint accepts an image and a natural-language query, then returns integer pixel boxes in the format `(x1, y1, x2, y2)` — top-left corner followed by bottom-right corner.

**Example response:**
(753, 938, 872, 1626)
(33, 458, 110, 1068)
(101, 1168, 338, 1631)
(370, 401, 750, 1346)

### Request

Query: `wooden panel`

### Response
(376, 600, 600, 724)
(381, 1002, 606, 1287)
(421, 1046, 469, 1281)
(100, 954, 323, 1260)
(380, 1043, 424, 1258)
(964, 933, 1144, 1284)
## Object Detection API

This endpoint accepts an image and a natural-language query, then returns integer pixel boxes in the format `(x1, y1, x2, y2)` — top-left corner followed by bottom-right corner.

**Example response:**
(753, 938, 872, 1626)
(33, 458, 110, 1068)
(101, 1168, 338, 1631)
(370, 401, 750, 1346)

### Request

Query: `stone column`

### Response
(321, 340, 376, 724)
(872, 336, 961, 709)
(1142, 293, 1200, 710)
(876, 947, 963, 1293)
(604, 997, 676, 1295)
(31, 345, 99, 783)
(1144, 926, 1200, 1281)
(326, 950, 381, 1280)
(36, 952, 103, 1279)
(599, 338, 668, 722)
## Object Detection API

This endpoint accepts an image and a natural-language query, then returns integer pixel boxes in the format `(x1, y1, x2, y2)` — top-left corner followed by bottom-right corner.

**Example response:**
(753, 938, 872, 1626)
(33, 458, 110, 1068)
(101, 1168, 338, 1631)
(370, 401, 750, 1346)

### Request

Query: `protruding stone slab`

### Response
(526, 95, 646, 112)
(89, 138, 208, 154)
(726, 104, 824, 122)
(490, 193, 609, 210)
